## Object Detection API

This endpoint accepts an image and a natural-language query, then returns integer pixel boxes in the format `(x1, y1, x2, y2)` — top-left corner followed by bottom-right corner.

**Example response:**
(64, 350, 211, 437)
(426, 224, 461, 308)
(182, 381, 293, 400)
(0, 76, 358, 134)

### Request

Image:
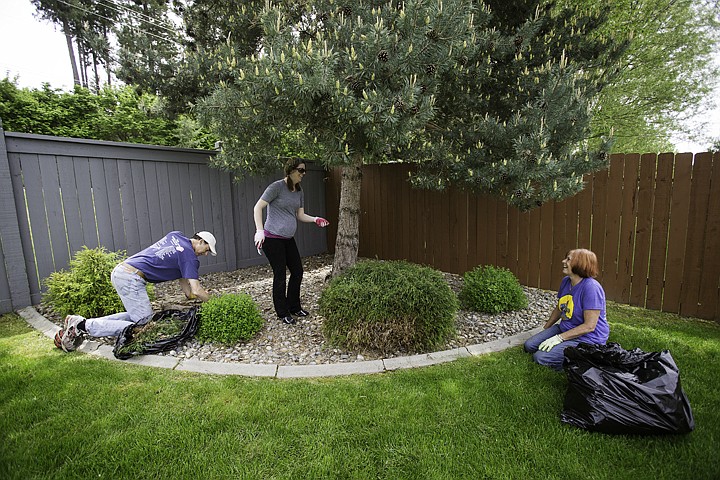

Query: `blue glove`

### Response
(538, 334, 564, 352)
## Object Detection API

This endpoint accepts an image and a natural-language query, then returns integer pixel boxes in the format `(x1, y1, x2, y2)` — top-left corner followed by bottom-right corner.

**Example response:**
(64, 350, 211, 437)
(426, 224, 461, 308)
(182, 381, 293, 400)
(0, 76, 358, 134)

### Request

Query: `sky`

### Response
(0, 0, 718, 152)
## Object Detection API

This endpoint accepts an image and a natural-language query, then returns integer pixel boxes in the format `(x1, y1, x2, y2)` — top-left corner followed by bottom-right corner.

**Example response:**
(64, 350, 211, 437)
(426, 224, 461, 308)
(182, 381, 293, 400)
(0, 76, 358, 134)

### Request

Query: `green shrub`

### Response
(43, 246, 154, 318)
(460, 265, 528, 313)
(319, 260, 459, 354)
(197, 294, 264, 344)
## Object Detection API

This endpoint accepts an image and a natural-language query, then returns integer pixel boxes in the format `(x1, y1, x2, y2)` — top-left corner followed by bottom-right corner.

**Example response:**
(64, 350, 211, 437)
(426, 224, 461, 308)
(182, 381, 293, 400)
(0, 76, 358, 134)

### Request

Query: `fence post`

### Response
(0, 120, 32, 313)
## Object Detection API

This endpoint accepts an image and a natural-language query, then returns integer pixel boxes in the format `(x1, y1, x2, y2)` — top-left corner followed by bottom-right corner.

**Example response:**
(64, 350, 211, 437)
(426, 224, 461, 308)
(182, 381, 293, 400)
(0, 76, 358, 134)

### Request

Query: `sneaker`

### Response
(291, 309, 310, 317)
(280, 315, 296, 325)
(56, 315, 85, 352)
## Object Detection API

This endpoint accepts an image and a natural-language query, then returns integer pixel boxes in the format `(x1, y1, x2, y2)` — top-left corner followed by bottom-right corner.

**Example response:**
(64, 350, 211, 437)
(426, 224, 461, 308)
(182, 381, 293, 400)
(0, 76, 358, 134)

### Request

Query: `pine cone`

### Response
(338, 6, 352, 16)
(377, 50, 389, 62)
(420, 84, 427, 94)
(410, 105, 420, 114)
(426, 30, 439, 41)
(394, 98, 406, 111)
(425, 64, 436, 75)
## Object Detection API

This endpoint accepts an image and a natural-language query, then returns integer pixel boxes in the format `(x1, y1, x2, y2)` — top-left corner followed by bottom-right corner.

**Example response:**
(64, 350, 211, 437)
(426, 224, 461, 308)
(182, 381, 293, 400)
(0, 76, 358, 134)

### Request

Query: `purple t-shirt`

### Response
(125, 231, 199, 283)
(556, 276, 609, 344)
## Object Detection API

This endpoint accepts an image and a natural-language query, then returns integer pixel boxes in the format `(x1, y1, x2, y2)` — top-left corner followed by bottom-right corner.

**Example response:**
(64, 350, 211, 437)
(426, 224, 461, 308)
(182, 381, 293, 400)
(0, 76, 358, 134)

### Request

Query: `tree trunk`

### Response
(62, 20, 81, 86)
(78, 41, 88, 88)
(92, 52, 100, 92)
(331, 156, 363, 278)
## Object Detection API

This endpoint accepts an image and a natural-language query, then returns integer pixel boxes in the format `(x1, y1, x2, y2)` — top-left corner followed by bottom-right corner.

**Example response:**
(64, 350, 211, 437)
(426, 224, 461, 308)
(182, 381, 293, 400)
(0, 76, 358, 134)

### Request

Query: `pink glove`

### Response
(315, 217, 330, 227)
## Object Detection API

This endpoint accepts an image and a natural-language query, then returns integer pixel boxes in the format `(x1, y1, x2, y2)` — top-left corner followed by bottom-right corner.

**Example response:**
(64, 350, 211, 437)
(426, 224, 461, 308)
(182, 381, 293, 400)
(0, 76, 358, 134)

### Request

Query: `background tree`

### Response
(196, 0, 626, 276)
(711, 137, 720, 152)
(0, 77, 212, 146)
(114, 0, 183, 95)
(557, 0, 720, 153)
(31, 0, 118, 90)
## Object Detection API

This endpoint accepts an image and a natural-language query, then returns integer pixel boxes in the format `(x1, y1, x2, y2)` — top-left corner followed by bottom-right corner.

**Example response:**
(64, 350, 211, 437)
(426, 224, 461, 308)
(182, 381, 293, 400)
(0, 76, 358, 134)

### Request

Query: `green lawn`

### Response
(1, 303, 718, 480)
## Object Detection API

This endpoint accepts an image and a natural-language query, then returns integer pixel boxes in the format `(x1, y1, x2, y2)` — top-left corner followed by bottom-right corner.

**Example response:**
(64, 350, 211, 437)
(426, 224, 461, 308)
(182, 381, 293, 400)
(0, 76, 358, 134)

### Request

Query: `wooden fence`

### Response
(0, 128, 328, 313)
(325, 152, 720, 321)
(3, 123, 718, 321)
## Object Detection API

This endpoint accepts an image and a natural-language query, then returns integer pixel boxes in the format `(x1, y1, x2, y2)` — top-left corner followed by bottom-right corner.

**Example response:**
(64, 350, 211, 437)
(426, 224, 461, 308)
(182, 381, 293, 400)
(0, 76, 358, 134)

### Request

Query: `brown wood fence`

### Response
(325, 152, 720, 321)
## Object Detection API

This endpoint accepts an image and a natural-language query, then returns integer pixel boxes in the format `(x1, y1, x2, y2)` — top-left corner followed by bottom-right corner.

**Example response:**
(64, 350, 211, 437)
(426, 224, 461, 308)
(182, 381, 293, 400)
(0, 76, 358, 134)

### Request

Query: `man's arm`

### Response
(179, 278, 210, 302)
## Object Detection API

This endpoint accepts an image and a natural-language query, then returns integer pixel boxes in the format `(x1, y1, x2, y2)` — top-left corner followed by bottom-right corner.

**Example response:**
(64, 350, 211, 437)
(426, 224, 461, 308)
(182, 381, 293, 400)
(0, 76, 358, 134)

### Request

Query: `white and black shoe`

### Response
(291, 309, 310, 317)
(280, 315, 296, 325)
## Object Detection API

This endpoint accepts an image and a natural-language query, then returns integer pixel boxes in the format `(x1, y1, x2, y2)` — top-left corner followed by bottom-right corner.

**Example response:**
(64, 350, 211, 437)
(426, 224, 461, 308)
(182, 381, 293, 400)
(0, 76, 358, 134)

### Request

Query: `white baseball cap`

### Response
(196, 231, 217, 256)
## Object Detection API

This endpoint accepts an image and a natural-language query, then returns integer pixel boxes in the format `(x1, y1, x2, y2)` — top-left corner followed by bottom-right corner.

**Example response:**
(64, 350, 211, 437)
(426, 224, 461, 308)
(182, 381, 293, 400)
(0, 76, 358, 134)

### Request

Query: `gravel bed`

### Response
(38, 254, 557, 365)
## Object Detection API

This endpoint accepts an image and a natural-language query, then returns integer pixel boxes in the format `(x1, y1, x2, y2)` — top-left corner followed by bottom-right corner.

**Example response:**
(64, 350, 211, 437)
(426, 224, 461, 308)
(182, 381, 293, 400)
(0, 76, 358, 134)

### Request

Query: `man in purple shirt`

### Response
(55, 231, 217, 352)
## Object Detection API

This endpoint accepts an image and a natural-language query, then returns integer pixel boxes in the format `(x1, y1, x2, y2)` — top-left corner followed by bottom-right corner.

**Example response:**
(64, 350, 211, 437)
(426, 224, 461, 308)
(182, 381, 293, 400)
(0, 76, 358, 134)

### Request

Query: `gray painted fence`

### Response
(0, 127, 328, 313)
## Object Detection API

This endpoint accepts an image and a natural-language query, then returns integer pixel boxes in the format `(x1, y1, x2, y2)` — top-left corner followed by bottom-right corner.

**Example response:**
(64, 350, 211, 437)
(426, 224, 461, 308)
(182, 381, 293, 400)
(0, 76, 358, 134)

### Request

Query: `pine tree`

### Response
(196, 0, 626, 276)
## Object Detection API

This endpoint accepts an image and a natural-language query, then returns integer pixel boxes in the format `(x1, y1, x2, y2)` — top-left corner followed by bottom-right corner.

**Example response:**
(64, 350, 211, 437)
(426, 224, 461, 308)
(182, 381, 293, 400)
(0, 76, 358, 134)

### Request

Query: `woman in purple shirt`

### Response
(524, 248, 609, 371)
(253, 158, 330, 325)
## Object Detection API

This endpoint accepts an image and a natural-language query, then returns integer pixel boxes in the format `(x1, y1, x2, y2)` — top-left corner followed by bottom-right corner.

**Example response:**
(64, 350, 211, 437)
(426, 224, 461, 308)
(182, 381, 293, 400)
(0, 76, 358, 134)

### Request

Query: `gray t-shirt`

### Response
(261, 179, 304, 238)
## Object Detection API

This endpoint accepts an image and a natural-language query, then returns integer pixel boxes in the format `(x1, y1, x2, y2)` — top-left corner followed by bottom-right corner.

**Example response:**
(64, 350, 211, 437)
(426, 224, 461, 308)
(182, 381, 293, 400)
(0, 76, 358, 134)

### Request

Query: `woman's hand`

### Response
(315, 217, 330, 227)
(254, 230, 265, 248)
(538, 334, 564, 352)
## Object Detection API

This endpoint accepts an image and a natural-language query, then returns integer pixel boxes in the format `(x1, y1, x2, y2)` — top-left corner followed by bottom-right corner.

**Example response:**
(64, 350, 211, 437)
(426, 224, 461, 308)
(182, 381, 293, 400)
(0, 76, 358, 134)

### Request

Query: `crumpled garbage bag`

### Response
(560, 342, 694, 435)
(113, 307, 199, 360)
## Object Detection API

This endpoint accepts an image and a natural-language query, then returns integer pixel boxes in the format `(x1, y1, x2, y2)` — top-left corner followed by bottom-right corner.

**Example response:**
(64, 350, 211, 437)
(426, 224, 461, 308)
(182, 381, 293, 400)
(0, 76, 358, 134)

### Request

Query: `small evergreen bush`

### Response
(319, 260, 459, 354)
(460, 265, 528, 313)
(43, 246, 154, 318)
(197, 294, 264, 344)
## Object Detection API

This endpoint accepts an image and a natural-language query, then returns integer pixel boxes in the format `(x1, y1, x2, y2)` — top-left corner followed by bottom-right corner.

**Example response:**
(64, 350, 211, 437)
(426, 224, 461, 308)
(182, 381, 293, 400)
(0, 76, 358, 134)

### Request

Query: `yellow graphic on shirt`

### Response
(558, 294, 574, 321)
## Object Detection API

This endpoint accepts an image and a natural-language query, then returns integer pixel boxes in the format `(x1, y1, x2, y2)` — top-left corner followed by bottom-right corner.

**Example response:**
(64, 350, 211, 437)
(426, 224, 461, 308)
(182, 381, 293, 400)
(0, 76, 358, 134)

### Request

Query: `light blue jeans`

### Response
(84, 264, 153, 338)
(523, 324, 584, 372)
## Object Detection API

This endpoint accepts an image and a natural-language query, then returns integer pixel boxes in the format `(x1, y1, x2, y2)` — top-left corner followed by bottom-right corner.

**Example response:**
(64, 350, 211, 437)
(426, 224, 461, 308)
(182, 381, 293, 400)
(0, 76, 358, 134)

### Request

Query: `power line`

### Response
(93, 0, 178, 35)
(53, 0, 182, 46)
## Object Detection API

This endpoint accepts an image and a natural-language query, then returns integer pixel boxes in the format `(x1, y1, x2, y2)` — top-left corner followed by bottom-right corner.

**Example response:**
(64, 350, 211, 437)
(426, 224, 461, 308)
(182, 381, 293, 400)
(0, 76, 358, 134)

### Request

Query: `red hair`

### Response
(568, 249, 599, 278)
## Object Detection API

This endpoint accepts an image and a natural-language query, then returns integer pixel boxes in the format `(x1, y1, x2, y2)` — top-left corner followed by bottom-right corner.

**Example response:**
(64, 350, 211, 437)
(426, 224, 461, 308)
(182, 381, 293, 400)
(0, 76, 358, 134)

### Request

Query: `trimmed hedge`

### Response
(197, 294, 264, 344)
(460, 265, 528, 313)
(319, 260, 459, 353)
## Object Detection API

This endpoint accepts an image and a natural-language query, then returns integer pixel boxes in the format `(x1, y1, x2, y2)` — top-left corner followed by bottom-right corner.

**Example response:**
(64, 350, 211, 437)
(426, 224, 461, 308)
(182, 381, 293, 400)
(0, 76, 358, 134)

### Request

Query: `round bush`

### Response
(460, 265, 528, 313)
(319, 260, 459, 354)
(197, 294, 264, 344)
(43, 246, 154, 318)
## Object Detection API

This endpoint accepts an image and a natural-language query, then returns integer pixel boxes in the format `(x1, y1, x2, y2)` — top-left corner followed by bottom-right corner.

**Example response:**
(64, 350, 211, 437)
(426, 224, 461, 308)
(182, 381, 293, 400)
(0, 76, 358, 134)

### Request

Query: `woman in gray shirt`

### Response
(253, 158, 330, 324)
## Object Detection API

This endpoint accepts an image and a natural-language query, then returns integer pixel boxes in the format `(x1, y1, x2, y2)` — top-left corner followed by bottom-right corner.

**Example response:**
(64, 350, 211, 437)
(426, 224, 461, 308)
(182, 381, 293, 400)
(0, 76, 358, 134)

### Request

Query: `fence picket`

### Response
(646, 154, 674, 310)
(698, 152, 720, 319)
(603, 156, 624, 299)
(681, 153, 713, 317)
(629, 154, 657, 307)
(663, 154, 692, 312)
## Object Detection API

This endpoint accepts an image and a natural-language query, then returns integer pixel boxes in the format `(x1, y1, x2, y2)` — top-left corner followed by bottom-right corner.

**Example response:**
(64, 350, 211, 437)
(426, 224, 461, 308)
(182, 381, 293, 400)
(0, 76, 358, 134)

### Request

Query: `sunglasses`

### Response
(295, 168, 307, 174)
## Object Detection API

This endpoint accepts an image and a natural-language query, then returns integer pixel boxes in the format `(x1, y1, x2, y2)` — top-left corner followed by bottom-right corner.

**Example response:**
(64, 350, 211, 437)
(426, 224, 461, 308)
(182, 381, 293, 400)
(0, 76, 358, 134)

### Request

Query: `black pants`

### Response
(262, 237, 303, 317)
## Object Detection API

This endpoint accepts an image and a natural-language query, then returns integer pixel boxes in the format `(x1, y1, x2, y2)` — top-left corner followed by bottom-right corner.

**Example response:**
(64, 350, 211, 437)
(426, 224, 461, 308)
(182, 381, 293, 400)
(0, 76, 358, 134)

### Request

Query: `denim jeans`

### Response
(262, 236, 303, 317)
(84, 264, 153, 337)
(523, 324, 584, 372)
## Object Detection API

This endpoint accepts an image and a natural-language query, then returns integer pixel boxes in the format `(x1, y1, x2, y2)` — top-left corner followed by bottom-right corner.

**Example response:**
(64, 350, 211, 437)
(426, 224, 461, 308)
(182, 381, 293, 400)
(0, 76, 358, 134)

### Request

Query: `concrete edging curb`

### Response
(17, 306, 542, 378)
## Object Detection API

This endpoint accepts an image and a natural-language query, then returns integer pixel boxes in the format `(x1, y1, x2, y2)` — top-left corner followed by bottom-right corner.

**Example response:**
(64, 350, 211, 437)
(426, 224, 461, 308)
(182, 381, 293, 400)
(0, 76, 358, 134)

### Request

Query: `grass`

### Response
(1, 303, 719, 480)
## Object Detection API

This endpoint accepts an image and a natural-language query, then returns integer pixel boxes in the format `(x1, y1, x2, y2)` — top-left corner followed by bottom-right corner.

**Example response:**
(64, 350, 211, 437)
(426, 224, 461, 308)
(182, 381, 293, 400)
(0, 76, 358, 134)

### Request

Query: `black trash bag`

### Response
(560, 342, 695, 435)
(113, 307, 199, 360)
